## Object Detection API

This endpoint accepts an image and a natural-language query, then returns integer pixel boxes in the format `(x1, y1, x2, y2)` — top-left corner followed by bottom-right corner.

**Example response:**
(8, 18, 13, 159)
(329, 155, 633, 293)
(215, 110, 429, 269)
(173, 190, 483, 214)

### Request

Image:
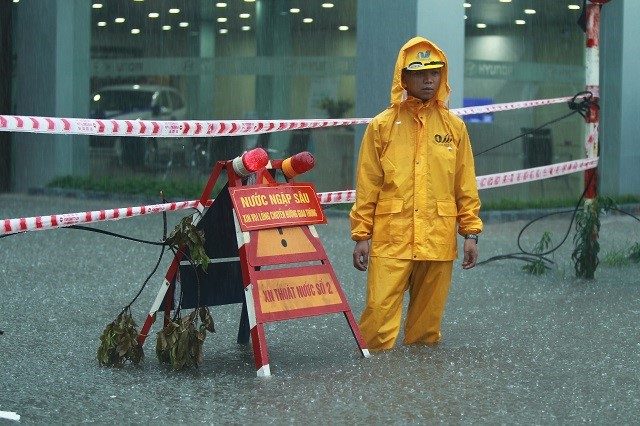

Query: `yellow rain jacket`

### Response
(350, 37, 483, 261)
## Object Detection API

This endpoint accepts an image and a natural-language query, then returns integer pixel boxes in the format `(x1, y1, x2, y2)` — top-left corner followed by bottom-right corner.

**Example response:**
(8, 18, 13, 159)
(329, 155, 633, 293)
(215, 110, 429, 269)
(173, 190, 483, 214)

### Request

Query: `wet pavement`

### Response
(1, 193, 639, 424)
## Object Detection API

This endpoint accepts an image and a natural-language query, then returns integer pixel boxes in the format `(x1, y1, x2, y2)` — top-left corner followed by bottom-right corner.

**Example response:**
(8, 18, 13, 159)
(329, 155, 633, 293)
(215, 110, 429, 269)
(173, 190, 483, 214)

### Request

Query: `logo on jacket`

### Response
(434, 133, 453, 145)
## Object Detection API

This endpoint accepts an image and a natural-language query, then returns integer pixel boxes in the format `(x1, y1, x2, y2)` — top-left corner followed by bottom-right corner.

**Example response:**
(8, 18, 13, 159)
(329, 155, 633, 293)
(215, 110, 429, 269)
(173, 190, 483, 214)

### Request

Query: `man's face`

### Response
(402, 68, 442, 102)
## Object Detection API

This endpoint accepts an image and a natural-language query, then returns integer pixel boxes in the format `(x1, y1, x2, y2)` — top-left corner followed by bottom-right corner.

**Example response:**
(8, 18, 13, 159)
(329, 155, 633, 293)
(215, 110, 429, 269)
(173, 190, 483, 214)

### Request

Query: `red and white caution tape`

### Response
(0, 157, 598, 237)
(317, 190, 356, 205)
(0, 115, 370, 138)
(0, 95, 581, 138)
(0, 94, 596, 236)
(451, 96, 575, 118)
(2, 200, 205, 236)
(476, 157, 598, 190)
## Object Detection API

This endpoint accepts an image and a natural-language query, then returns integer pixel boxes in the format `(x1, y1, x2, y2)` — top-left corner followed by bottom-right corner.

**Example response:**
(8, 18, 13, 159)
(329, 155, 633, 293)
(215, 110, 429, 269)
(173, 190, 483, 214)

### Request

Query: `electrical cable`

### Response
(121, 193, 170, 314)
(473, 110, 579, 158)
(477, 170, 593, 267)
(67, 224, 166, 246)
(473, 91, 595, 158)
(478, 172, 640, 268)
(611, 208, 640, 223)
(474, 92, 596, 268)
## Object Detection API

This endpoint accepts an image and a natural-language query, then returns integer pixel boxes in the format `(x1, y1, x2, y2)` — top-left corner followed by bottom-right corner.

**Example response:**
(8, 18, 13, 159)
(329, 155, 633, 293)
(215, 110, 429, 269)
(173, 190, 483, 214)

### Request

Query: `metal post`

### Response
(580, 0, 611, 279)
(584, 1, 607, 199)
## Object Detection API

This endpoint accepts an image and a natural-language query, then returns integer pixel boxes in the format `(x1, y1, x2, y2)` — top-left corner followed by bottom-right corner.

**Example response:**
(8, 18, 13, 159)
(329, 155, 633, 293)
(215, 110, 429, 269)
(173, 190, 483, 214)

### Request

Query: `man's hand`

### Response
(353, 240, 370, 271)
(461, 238, 478, 269)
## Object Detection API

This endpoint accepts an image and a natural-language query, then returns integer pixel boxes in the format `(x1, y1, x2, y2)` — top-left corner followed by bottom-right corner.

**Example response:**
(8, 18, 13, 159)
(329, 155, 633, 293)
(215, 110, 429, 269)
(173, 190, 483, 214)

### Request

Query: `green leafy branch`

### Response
(571, 196, 616, 279)
(164, 215, 210, 271)
(603, 242, 640, 266)
(156, 307, 215, 370)
(97, 307, 144, 367)
(523, 231, 553, 275)
(629, 242, 640, 263)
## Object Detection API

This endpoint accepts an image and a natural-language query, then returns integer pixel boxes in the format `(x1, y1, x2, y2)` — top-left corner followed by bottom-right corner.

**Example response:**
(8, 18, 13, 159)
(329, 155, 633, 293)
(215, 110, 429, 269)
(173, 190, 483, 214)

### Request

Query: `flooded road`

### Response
(1, 193, 639, 424)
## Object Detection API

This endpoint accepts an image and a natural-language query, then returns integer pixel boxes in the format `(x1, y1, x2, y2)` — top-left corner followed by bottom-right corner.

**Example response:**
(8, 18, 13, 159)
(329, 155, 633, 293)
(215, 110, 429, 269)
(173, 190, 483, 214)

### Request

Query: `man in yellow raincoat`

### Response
(350, 36, 483, 350)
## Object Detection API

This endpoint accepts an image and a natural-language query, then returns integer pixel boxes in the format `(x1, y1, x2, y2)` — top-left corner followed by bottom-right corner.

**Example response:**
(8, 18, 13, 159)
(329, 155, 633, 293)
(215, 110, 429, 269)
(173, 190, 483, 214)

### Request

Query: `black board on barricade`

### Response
(169, 185, 250, 344)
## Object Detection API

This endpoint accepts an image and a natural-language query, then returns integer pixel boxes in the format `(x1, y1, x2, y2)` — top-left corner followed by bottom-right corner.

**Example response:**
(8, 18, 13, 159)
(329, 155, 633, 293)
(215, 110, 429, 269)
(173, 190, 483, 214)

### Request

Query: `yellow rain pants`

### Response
(359, 256, 453, 350)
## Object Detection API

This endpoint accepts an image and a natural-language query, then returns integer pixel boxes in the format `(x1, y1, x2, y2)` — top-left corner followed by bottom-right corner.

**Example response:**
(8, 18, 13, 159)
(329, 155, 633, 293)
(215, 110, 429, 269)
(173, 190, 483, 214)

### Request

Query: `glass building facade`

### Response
(1, 0, 638, 202)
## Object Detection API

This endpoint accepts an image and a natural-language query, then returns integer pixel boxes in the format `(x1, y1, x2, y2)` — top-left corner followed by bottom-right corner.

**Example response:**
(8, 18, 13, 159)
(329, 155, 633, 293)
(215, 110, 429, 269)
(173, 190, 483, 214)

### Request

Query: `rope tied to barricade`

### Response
(567, 90, 598, 120)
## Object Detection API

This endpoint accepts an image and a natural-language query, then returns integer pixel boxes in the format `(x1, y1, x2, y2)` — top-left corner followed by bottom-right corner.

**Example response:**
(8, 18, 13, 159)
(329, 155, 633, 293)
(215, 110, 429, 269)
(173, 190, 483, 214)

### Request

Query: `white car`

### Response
(90, 84, 193, 168)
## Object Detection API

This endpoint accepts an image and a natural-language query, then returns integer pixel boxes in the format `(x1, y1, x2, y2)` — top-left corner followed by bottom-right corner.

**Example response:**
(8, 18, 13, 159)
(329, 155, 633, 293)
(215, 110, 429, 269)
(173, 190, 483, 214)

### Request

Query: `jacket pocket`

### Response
(372, 198, 404, 243)
(435, 200, 457, 244)
(376, 198, 402, 215)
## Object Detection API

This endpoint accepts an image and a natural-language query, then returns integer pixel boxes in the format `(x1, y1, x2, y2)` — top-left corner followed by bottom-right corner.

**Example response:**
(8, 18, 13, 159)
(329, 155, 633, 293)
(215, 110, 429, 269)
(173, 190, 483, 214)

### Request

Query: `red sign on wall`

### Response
(229, 183, 326, 231)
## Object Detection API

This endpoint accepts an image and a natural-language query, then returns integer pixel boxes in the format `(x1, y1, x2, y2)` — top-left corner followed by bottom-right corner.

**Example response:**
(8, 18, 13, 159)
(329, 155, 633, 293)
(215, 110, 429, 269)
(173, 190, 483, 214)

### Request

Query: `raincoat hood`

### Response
(390, 37, 451, 107)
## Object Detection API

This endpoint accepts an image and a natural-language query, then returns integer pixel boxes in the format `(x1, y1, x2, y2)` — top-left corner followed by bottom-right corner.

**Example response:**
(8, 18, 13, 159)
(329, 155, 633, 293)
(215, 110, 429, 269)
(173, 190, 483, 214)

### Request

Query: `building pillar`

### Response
(0, 0, 13, 191)
(255, 0, 291, 156)
(355, 0, 466, 172)
(13, 0, 90, 192)
(416, 0, 465, 109)
(600, 0, 640, 196)
(188, 3, 216, 120)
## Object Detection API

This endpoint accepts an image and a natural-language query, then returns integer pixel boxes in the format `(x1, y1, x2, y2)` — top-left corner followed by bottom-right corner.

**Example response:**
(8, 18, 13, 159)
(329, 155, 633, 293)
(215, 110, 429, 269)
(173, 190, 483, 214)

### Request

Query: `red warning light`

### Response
(282, 151, 315, 179)
(232, 148, 269, 177)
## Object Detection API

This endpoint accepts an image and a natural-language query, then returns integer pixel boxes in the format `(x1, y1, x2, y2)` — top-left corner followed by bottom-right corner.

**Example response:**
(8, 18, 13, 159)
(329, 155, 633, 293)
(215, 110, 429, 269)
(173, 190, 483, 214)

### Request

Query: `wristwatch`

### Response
(464, 233, 478, 243)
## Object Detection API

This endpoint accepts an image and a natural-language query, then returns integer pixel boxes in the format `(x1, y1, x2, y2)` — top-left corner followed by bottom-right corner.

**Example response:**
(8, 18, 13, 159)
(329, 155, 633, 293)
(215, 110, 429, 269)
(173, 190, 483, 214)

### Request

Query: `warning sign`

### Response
(257, 272, 343, 314)
(229, 183, 326, 231)
(256, 227, 316, 257)
(248, 224, 325, 267)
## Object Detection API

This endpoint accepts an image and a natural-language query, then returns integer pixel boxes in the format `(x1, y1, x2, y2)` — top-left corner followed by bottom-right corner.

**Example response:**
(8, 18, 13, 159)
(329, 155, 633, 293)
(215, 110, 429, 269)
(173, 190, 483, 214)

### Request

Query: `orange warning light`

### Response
(232, 148, 269, 177)
(282, 151, 315, 179)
